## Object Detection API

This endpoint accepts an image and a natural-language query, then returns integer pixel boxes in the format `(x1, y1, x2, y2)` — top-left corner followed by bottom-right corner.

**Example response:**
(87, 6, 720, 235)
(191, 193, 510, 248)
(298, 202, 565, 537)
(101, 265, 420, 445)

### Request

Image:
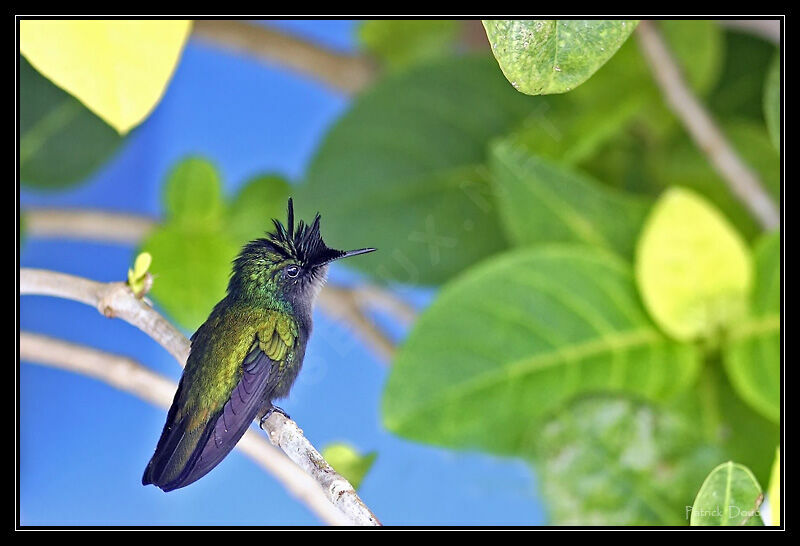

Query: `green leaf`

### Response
(320, 443, 377, 490)
(483, 20, 637, 95)
(489, 142, 651, 259)
(20, 20, 191, 134)
(383, 245, 700, 455)
(504, 92, 644, 167)
(690, 462, 764, 525)
(535, 395, 720, 525)
(358, 19, 459, 70)
(709, 30, 776, 121)
(228, 174, 291, 244)
(143, 225, 239, 331)
(635, 188, 753, 341)
(20, 55, 123, 189)
(764, 54, 780, 150)
(163, 157, 226, 230)
(299, 56, 539, 285)
(768, 447, 780, 526)
(723, 232, 780, 422)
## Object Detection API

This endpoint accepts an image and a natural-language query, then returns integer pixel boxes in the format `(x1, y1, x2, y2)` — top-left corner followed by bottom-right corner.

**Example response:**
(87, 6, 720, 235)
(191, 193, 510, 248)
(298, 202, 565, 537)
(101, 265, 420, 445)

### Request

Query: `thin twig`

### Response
(23, 207, 414, 360)
(636, 21, 780, 231)
(349, 285, 417, 326)
(191, 20, 376, 94)
(19, 268, 381, 526)
(717, 19, 781, 45)
(19, 331, 351, 526)
(317, 286, 396, 361)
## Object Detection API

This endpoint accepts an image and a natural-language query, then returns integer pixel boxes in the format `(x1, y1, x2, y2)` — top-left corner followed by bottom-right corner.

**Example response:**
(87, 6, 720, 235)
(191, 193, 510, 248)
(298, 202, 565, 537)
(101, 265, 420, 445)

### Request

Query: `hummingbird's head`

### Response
(228, 198, 375, 311)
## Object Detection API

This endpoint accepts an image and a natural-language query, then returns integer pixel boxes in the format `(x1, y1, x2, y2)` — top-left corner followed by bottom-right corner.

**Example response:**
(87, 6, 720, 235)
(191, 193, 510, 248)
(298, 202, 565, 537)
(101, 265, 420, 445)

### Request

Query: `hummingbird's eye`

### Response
(285, 265, 300, 278)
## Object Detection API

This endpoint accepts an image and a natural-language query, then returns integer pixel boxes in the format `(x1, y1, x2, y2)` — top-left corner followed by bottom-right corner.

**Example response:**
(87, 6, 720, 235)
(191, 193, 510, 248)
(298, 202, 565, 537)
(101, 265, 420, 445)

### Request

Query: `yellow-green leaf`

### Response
(132, 252, 152, 279)
(320, 443, 377, 490)
(635, 188, 752, 341)
(20, 20, 192, 134)
(127, 251, 152, 295)
(768, 447, 780, 526)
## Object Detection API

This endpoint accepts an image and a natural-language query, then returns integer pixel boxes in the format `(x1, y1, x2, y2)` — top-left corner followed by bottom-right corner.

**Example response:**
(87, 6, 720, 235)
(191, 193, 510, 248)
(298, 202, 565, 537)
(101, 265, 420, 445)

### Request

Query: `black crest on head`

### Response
(266, 198, 344, 267)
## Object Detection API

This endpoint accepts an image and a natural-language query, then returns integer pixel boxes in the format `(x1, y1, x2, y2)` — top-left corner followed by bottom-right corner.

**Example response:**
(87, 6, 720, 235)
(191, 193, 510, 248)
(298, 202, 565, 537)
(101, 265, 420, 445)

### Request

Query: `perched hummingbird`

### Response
(142, 199, 375, 492)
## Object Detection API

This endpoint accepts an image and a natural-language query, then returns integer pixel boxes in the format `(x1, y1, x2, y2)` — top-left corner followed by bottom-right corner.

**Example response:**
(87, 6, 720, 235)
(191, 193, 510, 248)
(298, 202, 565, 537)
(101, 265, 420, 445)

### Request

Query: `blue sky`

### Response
(19, 19, 545, 526)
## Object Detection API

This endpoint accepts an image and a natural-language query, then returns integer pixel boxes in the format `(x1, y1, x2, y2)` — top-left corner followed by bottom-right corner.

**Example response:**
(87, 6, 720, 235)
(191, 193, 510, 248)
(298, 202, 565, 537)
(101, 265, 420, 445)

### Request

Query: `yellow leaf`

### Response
(768, 447, 780, 525)
(128, 251, 152, 294)
(20, 20, 192, 134)
(133, 251, 152, 279)
(635, 187, 752, 341)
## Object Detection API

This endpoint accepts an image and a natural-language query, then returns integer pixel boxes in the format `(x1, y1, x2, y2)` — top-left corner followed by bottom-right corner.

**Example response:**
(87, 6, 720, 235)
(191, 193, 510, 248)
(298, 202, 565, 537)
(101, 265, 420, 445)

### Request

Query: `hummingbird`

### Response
(142, 198, 375, 492)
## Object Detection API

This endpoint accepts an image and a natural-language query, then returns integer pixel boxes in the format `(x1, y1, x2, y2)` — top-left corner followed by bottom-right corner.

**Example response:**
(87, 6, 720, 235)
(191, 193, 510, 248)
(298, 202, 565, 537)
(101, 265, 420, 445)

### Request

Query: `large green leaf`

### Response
(635, 188, 753, 341)
(299, 56, 539, 285)
(502, 92, 644, 167)
(764, 54, 780, 150)
(483, 20, 637, 95)
(383, 246, 700, 455)
(535, 395, 720, 525)
(723, 232, 780, 423)
(690, 462, 764, 525)
(489, 142, 651, 259)
(20, 55, 123, 189)
(358, 19, 459, 71)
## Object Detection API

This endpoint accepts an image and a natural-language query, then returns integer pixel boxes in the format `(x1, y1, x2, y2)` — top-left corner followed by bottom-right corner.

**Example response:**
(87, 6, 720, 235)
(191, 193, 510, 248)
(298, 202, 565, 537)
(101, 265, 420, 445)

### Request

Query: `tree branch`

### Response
(19, 331, 352, 526)
(23, 207, 414, 362)
(21, 268, 189, 364)
(24, 208, 158, 244)
(636, 21, 780, 231)
(191, 20, 376, 94)
(19, 268, 381, 526)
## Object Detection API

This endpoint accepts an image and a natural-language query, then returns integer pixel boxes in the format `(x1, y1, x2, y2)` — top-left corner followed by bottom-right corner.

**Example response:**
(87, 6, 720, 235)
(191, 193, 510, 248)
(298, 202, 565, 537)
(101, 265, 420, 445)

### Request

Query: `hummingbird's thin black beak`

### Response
(336, 247, 377, 260)
(314, 248, 376, 268)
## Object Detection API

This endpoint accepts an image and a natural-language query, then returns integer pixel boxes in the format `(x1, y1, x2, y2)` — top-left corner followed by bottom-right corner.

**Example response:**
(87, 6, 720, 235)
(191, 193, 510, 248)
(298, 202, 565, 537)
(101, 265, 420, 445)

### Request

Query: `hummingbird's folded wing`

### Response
(143, 315, 296, 492)
(171, 348, 280, 490)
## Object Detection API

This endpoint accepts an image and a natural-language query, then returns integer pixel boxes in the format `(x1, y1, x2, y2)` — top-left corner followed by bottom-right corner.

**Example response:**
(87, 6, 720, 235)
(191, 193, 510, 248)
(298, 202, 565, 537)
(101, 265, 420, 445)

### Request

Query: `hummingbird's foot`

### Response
(260, 405, 291, 428)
